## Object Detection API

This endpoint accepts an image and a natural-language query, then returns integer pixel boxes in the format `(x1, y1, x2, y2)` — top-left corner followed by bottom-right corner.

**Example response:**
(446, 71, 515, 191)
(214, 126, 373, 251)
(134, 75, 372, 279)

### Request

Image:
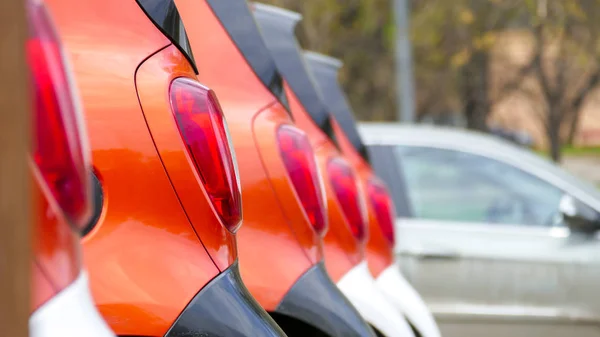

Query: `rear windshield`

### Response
(204, 0, 289, 111)
(305, 55, 370, 163)
(253, 7, 336, 141)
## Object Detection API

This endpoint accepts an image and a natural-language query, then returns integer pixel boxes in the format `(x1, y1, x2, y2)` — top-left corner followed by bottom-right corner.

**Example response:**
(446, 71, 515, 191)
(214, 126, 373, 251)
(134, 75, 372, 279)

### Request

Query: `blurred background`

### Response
(263, 0, 600, 186)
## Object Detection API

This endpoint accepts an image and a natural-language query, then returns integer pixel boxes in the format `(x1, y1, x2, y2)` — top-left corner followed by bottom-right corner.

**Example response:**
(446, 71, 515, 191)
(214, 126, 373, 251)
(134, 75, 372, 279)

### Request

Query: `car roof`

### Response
(359, 122, 600, 208)
(359, 123, 513, 148)
(205, 0, 290, 111)
(253, 3, 336, 141)
(304, 51, 369, 162)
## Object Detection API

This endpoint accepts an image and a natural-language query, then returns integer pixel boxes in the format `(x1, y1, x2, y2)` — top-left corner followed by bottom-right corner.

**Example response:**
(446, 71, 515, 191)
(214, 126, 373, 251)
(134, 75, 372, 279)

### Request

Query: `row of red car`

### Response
(29, 0, 439, 336)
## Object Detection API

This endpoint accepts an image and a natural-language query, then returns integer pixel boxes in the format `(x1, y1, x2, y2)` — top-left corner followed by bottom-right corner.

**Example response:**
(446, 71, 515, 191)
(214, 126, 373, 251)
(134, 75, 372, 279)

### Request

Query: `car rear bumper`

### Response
(337, 260, 415, 337)
(164, 261, 286, 337)
(275, 261, 377, 337)
(375, 263, 442, 337)
(29, 271, 115, 337)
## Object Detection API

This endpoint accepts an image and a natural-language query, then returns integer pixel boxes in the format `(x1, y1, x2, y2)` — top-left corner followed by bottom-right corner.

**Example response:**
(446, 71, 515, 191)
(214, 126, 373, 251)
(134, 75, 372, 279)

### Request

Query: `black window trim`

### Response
(304, 51, 370, 163)
(253, 3, 338, 146)
(136, 0, 198, 74)
(204, 0, 291, 112)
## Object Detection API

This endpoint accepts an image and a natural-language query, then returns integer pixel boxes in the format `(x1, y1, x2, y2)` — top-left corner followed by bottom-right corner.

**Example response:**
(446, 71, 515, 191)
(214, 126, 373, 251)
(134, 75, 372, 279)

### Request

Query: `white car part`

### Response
(30, 271, 115, 337)
(376, 264, 442, 337)
(338, 260, 415, 337)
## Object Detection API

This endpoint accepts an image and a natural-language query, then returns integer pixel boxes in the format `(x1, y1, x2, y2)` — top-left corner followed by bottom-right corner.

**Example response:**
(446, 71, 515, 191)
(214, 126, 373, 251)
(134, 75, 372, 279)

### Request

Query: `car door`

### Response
(369, 143, 600, 337)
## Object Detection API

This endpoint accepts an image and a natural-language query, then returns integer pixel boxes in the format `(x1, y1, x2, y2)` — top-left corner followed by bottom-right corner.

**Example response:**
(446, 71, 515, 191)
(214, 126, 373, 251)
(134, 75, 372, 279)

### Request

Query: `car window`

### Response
(395, 146, 564, 226)
(367, 144, 414, 217)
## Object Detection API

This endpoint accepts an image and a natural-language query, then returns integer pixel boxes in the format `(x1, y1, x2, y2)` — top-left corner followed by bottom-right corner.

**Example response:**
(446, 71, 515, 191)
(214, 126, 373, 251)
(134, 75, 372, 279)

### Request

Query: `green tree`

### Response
(411, 0, 529, 131)
(511, 0, 600, 161)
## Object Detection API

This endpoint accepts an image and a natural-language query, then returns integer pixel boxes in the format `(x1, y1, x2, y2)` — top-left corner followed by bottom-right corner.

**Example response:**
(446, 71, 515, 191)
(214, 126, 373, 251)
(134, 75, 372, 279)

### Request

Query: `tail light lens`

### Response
(328, 157, 367, 243)
(169, 78, 242, 232)
(277, 125, 327, 235)
(367, 178, 396, 247)
(28, 0, 92, 229)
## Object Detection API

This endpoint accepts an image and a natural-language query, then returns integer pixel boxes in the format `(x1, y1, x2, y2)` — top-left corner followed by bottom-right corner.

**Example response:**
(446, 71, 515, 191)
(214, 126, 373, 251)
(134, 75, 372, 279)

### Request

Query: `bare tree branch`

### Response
(570, 69, 600, 112)
(554, 26, 570, 98)
(492, 59, 537, 104)
(532, 24, 554, 101)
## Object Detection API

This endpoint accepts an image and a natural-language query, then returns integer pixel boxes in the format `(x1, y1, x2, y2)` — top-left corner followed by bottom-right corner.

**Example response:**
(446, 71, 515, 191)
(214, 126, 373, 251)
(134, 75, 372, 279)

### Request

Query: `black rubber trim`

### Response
(135, 0, 198, 74)
(407, 319, 423, 337)
(275, 261, 377, 337)
(81, 171, 103, 237)
(304, 52, 371, 164)
(253, 4, 338, 146)
(164, 261, 286, 337)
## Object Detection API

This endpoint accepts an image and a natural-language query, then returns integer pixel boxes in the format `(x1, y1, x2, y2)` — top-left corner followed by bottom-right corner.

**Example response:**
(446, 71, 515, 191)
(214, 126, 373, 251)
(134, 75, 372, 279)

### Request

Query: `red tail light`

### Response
(277, 125, 327, 235)
(28, 0, 92, 229)
(367, 178, 396, 247)
(169, 78, 242, 232)
(327, 157, 367, 243)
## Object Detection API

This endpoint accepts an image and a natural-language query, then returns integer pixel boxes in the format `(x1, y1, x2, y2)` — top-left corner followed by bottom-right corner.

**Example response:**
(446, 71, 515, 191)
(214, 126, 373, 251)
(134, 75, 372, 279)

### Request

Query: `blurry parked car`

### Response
(29, 1, 114, 335)
(489, 125, 535, 148)
(304, 51, 442, 337)
(253, 4, 415, 337)
(175, 0, 376, 336)
(46, 0, 285, 335)
(360, 123, 600, 337)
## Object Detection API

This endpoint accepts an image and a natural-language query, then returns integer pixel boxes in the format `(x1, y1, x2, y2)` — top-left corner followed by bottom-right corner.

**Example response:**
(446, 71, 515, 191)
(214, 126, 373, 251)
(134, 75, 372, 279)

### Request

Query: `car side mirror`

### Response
(559, 194, 600, 234)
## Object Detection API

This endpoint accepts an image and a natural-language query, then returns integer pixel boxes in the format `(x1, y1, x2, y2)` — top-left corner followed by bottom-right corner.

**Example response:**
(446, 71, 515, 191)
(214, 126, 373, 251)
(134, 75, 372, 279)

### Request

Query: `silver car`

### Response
(360, 123, 600, 337)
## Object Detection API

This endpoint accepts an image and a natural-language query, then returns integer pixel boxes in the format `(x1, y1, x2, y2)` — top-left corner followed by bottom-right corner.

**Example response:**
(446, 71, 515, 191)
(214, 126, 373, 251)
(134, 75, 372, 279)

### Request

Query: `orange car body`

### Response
(300, 52, 395, 278)
(174, 1, 376, 336)
(47, 3, 215, 334)
(45, 0, 284, 336)
(285, 85, 364, 283)
(249, 3, 367, 285)
(175, 0, 320, 309)
(251, 6, 423, 337)
(304, 51, 445, 337)
(332, 120, 394, 277)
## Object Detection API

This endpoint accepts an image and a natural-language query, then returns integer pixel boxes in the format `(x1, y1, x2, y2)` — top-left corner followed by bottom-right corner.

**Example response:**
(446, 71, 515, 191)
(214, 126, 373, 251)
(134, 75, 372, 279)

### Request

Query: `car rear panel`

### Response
(253, 5, 364, 280)
(135, 45, 237, 271)
(304, 53, 395, 277)
(175, 0, 322, 310)
(46, 0, 222, 335)
(315, 127, 363, 282)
